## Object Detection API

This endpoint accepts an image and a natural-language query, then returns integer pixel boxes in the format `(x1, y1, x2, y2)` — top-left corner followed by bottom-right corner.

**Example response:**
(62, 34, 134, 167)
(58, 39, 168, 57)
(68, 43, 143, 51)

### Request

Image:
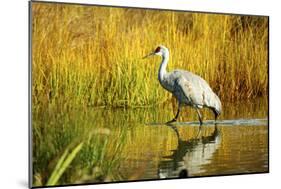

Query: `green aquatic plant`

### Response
(46, 142, 84, 185)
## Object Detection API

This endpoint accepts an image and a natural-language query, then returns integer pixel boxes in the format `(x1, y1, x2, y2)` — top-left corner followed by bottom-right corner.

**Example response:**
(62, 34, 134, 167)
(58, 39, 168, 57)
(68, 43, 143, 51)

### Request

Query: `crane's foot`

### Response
(166, 118, 177, 124)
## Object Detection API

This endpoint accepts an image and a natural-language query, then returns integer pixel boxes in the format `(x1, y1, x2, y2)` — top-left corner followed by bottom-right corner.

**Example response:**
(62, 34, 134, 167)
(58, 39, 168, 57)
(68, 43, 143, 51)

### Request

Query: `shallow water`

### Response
(113, 98, 268, 180)
(33, 97, 268, 185)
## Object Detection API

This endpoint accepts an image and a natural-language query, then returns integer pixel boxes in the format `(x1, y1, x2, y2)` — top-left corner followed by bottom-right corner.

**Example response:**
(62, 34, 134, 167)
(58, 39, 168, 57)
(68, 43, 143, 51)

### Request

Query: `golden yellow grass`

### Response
(32, 2, 268, 109)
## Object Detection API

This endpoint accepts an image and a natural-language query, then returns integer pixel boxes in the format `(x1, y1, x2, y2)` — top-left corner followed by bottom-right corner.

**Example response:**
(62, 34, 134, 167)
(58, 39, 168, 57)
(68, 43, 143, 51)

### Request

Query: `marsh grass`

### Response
(32, 3, 268, 109)
(46, 142, 84, 185)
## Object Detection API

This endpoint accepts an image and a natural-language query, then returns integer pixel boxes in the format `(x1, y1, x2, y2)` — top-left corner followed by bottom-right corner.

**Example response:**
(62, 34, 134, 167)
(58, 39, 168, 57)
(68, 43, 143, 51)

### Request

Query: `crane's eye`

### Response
(155, 46, 161, 53)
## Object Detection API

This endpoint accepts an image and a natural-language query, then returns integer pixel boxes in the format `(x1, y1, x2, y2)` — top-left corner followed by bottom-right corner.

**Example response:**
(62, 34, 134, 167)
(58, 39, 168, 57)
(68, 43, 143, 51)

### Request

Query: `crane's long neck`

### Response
(158, 51, 169, 83)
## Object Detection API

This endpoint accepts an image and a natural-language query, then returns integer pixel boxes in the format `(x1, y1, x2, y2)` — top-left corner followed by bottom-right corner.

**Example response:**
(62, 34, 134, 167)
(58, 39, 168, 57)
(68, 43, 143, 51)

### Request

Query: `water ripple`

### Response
(147, 118, 268, 127)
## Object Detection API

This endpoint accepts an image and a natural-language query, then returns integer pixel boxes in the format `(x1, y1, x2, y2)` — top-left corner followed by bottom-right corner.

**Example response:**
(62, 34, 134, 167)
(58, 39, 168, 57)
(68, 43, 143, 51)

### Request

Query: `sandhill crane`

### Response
(144, 45, 222, 125)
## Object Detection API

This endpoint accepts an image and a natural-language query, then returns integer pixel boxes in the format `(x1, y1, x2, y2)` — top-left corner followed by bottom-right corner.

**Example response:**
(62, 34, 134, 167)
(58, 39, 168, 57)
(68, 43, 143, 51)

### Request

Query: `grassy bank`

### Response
(32, 2, 268, 109)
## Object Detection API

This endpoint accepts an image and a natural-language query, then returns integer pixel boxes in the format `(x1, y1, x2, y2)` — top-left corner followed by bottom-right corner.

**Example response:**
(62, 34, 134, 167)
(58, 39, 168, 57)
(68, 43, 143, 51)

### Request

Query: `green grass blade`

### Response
(46, 142, 84, 186)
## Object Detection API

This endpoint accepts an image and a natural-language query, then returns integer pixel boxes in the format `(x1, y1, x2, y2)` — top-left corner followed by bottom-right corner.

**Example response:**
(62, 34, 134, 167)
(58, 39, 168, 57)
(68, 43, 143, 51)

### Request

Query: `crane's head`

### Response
(143, 45, 168, 59)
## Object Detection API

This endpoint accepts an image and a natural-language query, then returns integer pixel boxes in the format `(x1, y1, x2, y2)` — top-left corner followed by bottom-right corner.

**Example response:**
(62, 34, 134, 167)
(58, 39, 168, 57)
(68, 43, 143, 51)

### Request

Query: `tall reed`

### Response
(32, 3, 268, 109)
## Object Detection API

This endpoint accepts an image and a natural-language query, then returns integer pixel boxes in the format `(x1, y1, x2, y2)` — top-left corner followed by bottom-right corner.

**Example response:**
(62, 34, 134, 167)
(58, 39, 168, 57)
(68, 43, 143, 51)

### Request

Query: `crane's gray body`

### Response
(145, 45, 221, 123)
(161, 69, 221, 114)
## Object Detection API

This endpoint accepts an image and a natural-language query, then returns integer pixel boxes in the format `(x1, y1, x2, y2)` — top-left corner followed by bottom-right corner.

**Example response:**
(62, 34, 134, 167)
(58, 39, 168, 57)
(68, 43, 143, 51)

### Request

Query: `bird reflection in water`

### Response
(158, 123, 221, 179)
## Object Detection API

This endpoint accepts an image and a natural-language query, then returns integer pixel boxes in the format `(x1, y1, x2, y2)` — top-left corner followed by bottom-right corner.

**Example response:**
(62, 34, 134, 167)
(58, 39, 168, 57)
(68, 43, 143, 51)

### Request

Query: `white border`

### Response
(1, 0, 280, 189)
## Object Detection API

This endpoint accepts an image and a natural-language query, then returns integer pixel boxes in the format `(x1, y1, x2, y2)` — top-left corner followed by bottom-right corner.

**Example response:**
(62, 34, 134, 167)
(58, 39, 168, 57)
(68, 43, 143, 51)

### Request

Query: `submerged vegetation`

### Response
(31, 2, 268, 187)
(32, 106, 129, 186)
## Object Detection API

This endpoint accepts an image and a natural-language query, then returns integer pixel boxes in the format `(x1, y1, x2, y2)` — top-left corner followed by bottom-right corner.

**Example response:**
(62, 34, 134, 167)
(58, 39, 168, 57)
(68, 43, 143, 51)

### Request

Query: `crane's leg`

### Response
(214, 122, 218, 131)
(196, 108, 203, 126)
(212, 109, 219, 123)
(214, 114, 218, 123)
(166, 104, 181, 123)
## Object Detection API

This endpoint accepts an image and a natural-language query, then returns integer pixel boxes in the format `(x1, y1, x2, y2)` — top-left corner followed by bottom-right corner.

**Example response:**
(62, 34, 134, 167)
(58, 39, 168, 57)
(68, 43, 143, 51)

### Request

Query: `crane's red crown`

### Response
(155, 46, 161, 53)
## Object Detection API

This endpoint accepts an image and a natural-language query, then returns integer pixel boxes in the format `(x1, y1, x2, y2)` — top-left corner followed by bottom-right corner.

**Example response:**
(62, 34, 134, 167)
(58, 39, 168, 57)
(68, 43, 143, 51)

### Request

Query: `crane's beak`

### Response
(143, 52, 154, 59)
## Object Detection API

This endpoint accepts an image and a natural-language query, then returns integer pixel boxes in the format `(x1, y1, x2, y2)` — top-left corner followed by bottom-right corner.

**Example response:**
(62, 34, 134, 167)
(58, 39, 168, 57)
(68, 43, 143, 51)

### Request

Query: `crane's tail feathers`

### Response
(213, 94, 222, 115)
(207, 94, 222, 120)
(212, 107, 220, 117)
